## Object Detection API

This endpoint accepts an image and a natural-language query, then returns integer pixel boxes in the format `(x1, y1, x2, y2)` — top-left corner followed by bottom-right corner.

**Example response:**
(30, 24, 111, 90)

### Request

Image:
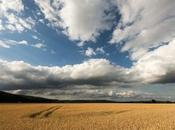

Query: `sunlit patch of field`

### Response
(1, 104, 175, 130)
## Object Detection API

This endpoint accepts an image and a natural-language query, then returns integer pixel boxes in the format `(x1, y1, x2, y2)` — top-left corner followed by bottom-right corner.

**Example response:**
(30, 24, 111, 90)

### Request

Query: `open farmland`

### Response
(1, 104, 175, 130)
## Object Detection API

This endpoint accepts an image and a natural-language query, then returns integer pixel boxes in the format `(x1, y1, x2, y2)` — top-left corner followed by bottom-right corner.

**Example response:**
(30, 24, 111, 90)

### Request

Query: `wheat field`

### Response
(1, 104, 175, 130)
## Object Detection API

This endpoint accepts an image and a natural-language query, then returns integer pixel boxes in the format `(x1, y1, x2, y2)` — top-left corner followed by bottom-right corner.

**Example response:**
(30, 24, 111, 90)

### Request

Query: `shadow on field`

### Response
(26, 105, 62, 118)
(75, 110, 130, 117)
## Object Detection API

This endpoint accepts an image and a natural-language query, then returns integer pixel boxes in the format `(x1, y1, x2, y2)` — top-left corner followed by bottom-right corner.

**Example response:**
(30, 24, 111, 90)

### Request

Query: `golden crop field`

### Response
(1, 104, 175, 130)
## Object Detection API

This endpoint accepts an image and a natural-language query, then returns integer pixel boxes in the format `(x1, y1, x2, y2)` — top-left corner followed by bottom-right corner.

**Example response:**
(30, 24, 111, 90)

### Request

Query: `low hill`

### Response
(0, 91, 173, 103)
(0, 91, 58, 103)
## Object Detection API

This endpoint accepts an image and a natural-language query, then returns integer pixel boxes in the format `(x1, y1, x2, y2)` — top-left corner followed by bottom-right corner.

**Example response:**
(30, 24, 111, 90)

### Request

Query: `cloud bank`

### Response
(0, 59, 129, 90)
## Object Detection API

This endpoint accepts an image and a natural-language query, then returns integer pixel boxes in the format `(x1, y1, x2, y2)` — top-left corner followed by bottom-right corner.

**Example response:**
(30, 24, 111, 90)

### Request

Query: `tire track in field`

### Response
(43, 106, 62, 117)
(28, 105, 62, 118)
(28, 106, 56, 118)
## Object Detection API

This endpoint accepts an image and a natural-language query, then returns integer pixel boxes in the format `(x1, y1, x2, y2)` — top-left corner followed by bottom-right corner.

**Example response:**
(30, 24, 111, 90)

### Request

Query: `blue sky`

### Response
(0, 0, 175, 100)
(0, 0, 131, 68)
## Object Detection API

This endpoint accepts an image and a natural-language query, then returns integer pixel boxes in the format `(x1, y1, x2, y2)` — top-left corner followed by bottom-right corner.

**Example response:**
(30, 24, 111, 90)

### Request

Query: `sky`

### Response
(0, 0, 175, 101)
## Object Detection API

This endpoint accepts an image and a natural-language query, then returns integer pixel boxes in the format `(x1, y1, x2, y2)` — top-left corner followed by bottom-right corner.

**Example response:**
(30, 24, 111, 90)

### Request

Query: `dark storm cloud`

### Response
(7, 88, 162, 101)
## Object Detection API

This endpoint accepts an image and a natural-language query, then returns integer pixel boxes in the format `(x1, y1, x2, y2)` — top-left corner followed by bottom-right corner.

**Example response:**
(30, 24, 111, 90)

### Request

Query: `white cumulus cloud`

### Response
(110, 0, 175, 60)
(0, 0, 35, 32)
(0, 39, 28, 48)
(85, 47, 96, 57)
(32, 43, 46, 49)
(35, 0, 117, 43)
